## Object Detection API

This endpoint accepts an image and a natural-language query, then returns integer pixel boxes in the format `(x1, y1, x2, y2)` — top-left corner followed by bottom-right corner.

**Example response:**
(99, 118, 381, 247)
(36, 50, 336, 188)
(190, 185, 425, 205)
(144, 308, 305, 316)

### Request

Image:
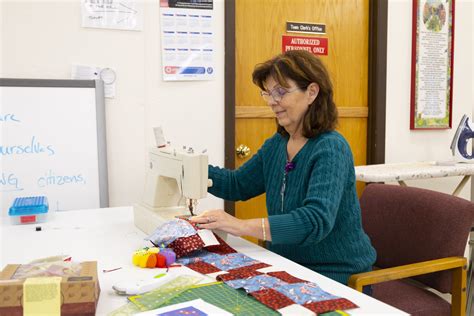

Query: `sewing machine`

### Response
(133, 145, 211, 235)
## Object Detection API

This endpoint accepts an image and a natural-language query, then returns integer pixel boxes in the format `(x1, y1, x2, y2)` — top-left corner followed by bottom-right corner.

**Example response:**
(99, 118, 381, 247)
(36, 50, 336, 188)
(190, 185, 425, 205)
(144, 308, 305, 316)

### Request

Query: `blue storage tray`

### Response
(9, 196, 49, 216)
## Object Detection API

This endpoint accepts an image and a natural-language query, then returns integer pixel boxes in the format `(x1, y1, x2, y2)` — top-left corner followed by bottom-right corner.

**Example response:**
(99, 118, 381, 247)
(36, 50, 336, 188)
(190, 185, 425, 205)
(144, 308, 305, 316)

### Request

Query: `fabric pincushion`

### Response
(132, 247, 176, 268)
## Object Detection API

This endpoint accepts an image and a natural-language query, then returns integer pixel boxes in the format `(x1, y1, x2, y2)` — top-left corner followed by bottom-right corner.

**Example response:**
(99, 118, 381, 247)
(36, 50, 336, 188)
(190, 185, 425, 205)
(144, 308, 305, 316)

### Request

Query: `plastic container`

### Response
(8, 196, 49, 225)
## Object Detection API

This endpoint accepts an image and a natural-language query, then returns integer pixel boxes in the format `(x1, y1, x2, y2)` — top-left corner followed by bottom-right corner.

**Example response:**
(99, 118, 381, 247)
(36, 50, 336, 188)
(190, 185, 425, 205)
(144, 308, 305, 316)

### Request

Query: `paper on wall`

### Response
(160, 1, 215, 81)
(81, 0, 143, 31)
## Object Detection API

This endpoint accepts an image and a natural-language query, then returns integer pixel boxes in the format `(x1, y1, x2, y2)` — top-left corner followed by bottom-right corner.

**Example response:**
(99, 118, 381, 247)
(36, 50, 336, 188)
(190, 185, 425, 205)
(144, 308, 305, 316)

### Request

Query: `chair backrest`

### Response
(360, 184, 474, 293)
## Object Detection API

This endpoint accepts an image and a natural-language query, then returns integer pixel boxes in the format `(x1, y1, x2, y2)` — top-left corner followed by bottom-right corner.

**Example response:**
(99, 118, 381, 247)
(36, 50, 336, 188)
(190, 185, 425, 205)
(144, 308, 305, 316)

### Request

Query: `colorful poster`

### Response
(160, 1, 215, 81)
(410, 0, 454, 129)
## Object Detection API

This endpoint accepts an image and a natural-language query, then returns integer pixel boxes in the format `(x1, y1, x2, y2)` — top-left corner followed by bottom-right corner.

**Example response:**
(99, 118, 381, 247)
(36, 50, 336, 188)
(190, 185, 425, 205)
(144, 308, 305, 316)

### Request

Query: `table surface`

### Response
(355, 161, 474, 183)
(0, 207, 407, 315)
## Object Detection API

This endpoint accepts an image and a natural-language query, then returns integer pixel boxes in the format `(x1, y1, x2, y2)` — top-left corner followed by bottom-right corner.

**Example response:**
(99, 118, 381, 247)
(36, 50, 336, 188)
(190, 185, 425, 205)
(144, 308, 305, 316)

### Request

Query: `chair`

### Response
(348, 184, 474, 316)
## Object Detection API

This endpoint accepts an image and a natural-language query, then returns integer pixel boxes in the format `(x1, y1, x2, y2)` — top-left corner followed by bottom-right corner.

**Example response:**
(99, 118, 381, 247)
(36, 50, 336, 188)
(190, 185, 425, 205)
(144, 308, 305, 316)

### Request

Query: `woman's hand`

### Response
(189, 209, 245, 236)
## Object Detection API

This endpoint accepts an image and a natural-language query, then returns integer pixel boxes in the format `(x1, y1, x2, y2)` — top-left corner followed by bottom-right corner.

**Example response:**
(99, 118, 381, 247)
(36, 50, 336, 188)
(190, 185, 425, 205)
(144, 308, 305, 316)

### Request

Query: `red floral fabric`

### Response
(204, 234, 237, 255)
(186, 261, 222, 274)
(303, 298, 358, 314)
(267, 271, 308, 284)
(250, 288, 295, 310)
(217, 269, 263, 282)
(168, 234, 205, 258)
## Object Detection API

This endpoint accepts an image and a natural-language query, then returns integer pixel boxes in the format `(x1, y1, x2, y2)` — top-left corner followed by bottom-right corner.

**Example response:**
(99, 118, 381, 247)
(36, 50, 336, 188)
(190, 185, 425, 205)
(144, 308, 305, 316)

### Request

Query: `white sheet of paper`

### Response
(197, 229, 220, 246)
(81, 0, 143, 31)
(135, 298, 232, 316)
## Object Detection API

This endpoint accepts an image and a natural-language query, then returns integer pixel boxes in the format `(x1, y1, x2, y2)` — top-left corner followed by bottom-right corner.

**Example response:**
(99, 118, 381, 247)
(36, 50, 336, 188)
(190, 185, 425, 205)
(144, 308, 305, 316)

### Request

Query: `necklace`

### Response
(280, 161, 296, 213)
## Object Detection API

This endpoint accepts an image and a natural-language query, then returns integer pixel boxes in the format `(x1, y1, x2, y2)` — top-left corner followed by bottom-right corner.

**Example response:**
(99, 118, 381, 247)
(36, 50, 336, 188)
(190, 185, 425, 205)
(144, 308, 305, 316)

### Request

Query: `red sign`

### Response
(282, 35, 328, 56)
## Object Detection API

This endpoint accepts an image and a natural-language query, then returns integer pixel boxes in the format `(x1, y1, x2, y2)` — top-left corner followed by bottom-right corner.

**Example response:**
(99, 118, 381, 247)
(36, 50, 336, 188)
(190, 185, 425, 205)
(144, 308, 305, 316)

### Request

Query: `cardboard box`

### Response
(0, 261, 100, 316)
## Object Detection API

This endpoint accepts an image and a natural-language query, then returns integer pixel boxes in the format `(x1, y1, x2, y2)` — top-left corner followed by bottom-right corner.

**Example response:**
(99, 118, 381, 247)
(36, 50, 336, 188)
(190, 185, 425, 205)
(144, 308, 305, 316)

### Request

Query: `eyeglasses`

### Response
(260, 86, 300, 103)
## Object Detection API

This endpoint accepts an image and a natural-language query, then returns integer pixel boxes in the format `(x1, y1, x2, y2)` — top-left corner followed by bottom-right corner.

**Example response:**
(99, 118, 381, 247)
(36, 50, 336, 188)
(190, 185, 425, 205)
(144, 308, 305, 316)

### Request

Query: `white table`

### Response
(0, 207, 407, 315)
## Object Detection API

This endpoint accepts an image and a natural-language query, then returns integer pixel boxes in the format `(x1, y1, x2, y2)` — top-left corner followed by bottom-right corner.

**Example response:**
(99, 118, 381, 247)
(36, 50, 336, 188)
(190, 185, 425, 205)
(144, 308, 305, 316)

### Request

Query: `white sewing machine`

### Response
(133, 145, 211, 235)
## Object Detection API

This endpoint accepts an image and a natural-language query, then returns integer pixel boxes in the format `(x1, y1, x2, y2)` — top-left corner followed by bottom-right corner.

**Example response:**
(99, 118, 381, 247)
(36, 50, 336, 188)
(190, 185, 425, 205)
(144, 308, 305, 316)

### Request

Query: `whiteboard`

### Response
(0, 79, 108, 215)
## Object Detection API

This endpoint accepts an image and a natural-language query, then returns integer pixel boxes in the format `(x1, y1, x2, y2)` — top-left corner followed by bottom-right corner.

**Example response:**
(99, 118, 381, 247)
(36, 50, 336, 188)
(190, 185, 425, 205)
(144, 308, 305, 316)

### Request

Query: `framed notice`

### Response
(410, 0, 455, 130)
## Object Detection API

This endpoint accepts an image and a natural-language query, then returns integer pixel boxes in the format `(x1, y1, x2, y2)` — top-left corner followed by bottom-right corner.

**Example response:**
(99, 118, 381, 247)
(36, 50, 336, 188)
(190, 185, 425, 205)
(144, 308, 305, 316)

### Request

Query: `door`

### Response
(232, 0, 369, 244)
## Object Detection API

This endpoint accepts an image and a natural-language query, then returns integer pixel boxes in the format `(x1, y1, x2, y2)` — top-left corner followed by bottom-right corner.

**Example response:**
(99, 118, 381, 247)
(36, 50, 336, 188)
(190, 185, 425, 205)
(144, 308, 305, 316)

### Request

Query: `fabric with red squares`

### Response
(204, 234, 237, 255)
(227, 262, 271, 274)
(303, 298, 358, 314)
(168, 234, 205, 258)
(267, 271, 308, 284)
(186, 261, 222, 274)
(216, 269, 263, 282)
(250, 288, 295, 310)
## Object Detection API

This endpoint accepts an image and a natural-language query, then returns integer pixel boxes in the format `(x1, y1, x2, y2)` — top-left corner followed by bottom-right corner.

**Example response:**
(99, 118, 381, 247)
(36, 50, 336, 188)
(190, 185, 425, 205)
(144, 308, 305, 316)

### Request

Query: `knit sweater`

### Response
(208, 131, 376, 285)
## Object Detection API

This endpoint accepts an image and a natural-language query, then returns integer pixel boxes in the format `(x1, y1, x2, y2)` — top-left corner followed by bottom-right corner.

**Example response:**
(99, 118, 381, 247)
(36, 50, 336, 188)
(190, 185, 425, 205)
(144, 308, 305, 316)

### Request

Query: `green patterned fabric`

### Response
(209, 131, 376, 285)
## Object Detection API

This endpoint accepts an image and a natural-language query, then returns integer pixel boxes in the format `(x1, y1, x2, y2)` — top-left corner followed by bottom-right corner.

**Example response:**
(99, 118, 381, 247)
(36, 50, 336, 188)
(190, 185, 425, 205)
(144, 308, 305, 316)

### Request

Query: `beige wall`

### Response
(386, 0, 473, 200)
(1, 0, 473, 209)
(0, 0, 225, 212)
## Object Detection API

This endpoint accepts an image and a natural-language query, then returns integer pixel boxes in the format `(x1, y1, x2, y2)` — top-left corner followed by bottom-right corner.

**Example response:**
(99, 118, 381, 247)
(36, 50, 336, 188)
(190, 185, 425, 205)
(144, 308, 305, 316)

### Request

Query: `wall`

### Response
(1, 0, 473, 209)
(386, 0, 473, 199)
(0, 0, 225, 212)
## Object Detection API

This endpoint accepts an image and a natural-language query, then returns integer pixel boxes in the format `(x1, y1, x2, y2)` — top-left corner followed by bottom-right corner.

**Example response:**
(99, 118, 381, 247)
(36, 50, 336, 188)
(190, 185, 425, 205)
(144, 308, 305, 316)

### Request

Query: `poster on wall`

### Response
(81, 0, 143, 31)
(410, 0, 455, 130)
(160, 0, 215, 81)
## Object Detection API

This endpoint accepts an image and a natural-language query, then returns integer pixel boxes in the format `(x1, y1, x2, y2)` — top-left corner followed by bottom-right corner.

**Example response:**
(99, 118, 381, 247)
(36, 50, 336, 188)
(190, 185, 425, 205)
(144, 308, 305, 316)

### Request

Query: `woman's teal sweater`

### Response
(208, 131, 376, 285)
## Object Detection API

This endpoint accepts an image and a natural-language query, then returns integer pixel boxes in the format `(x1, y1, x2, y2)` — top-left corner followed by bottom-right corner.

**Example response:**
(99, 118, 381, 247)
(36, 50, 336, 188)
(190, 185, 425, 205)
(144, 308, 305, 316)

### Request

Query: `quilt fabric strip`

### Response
(177, 237, 359, 314)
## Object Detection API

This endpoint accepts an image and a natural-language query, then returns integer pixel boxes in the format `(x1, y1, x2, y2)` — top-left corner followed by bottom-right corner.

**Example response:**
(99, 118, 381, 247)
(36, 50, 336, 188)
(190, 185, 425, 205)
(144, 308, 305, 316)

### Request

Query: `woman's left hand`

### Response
(189, 209, 244, 236)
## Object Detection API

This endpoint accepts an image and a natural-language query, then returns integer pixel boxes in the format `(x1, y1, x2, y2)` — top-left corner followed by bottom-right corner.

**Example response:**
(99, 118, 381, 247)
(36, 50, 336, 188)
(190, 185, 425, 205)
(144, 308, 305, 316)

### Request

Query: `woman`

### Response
(190, 50, 376, 286)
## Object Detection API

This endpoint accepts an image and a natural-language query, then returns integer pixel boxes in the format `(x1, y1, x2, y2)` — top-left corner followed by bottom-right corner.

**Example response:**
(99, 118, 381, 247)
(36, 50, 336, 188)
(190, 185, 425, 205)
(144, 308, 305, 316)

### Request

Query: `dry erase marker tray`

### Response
(8, 196, 49, 225)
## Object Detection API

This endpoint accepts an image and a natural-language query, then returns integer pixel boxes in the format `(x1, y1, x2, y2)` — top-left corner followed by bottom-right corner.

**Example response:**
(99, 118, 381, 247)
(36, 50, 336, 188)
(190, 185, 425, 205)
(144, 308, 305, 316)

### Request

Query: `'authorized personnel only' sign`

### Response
(282, 35, 328, 56)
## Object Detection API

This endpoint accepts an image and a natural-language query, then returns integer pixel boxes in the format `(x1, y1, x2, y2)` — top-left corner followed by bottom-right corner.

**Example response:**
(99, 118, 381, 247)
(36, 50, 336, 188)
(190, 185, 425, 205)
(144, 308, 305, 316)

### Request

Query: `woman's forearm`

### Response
(240, 218, 272, 242)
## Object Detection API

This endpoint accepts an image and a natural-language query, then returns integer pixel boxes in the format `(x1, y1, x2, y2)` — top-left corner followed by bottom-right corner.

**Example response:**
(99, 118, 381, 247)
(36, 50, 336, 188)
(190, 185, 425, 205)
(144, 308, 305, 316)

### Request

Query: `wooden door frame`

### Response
(224, 0, 388, 216)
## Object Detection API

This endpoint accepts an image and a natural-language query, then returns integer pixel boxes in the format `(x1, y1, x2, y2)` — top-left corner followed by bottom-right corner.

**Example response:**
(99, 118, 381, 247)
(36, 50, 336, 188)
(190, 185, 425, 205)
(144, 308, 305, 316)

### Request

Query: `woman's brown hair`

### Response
(252, 50, 338, 138)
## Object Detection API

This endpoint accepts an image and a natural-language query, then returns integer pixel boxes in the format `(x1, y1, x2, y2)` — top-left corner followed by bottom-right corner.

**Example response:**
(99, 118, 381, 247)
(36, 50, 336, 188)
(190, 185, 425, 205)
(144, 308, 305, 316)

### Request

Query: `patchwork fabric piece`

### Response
(167, 234, 205, 258)
(205, 234, 237, 255)
(146, 218, 197, 246)
(204, 253, 261, 271)
(227, 262, 271, 274)
(186, 261, 222, 274)
(250, 288, 295, 310)
(178, 250, 262, 272)
(274, 282, 339, 305)
(303, 298, 358, 314)
(225, 274, 288, 292)
(267, 271, 308, 284)
(177, 250, 223, 265)
(217, 269, 263, 282)
(168, 222, 359, 314)
(147, 218, 236, 258)
(216, 263, 272, 282)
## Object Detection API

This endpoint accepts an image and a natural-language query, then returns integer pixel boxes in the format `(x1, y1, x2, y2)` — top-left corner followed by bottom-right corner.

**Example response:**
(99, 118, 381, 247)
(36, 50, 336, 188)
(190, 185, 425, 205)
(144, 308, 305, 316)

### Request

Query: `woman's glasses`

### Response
(260, 86, 300, 103)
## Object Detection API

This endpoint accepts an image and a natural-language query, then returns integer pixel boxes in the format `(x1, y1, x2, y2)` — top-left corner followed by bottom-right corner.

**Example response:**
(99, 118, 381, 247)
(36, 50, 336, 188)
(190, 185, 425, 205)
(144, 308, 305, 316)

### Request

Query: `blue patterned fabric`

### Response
(178, 251, 260, 271)
(204, 253, 260, 271)
(177, 250, 222, 265)
(146, 219, 197, 246)
(226, 275, 287, 292)
(274, 282, 338, 305)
